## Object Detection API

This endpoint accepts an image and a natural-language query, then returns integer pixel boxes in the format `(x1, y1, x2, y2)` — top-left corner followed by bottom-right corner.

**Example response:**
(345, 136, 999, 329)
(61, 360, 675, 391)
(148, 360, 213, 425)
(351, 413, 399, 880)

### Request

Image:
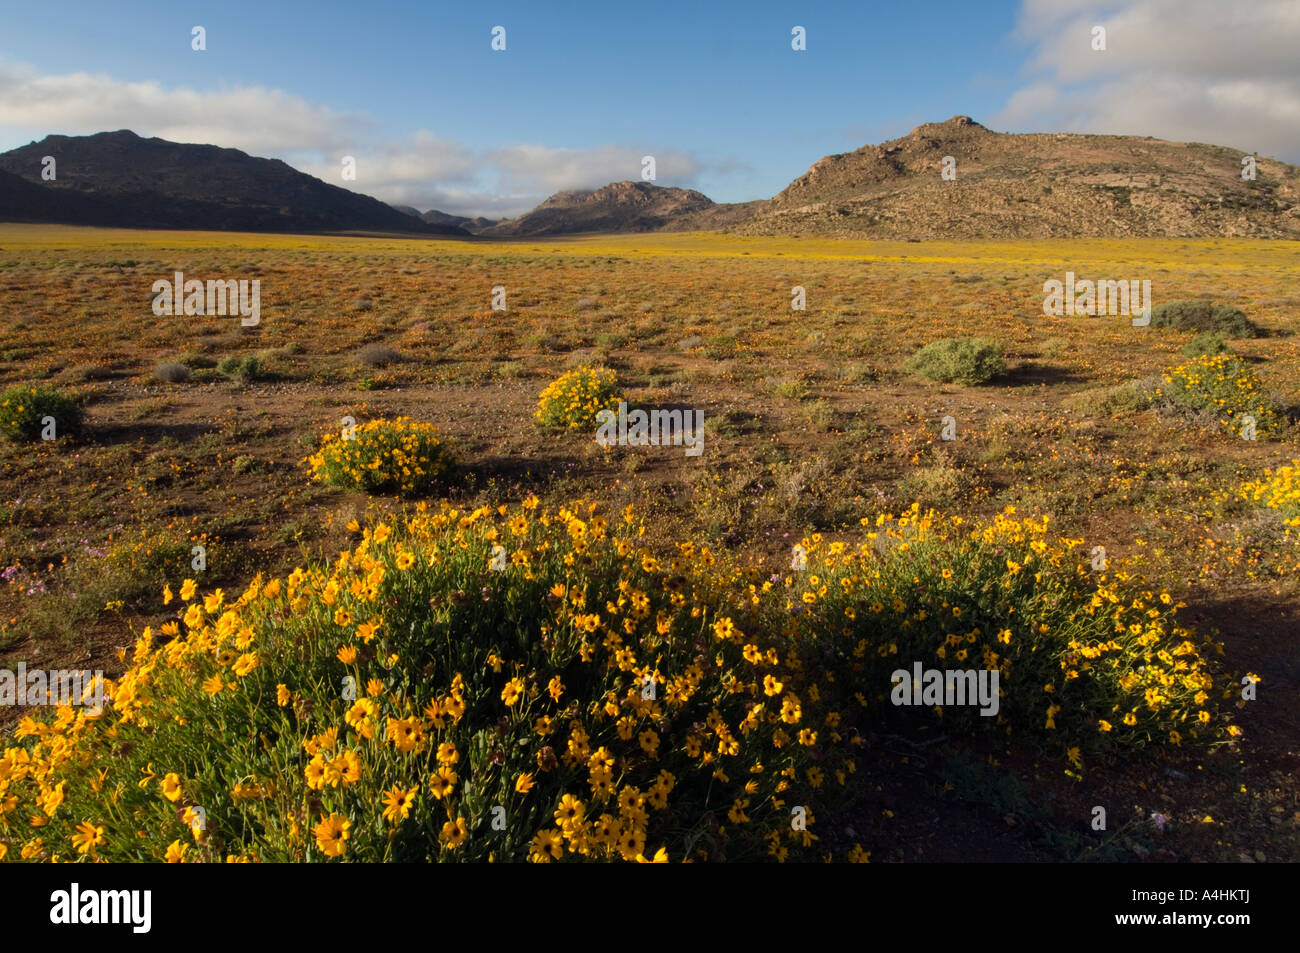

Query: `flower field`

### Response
(0, 227, 1297, 862)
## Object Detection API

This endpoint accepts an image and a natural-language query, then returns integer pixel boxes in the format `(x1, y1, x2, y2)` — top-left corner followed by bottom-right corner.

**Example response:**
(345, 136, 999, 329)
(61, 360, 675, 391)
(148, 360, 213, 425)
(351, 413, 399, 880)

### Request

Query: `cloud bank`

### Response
(995, 0, 1300, 161)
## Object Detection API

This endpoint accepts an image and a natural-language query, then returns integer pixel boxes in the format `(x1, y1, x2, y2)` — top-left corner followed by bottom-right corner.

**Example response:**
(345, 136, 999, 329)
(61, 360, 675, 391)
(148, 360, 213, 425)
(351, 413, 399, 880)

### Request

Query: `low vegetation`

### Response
(1149, 300, 1262, 338)
(0, 384, 82, 442)
(904, 337, 1006, 385)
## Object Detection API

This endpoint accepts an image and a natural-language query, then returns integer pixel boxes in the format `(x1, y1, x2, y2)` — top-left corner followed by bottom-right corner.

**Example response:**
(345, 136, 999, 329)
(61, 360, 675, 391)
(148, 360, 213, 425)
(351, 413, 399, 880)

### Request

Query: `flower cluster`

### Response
(304, 417, 453, 496)
(786, 505, 1230, 766)
(534, 367, 622, 430)
(1149, 354, 1282, 439)
(1238, 459, 1300, 535)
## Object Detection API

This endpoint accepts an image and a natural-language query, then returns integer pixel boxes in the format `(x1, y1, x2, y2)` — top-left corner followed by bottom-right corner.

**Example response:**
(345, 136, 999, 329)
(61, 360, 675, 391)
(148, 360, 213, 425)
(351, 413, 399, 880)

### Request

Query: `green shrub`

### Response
(905, 337, 1006, 385)
(217, 355, 262, 382)
(0, 383, 83, 442)
(232, 455, 260, 475)
(177, 352, 218, 369)
(1182, 332, 1228, 358)
(704, 335, 739, 359)
(767, 376, 810, 400)
(1149, 300, 1262, 338)
(1063, 378, 1158, 417)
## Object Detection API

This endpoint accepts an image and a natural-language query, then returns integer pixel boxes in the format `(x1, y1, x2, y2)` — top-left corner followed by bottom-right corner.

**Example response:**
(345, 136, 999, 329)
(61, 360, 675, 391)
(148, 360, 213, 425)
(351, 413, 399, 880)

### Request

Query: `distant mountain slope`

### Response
(0, 131, 469, 235)
(420, 209, 501, 232)
(737, 116, 1300, 239)
(480, 180, 759, 236)
(0, 168, 122, 225)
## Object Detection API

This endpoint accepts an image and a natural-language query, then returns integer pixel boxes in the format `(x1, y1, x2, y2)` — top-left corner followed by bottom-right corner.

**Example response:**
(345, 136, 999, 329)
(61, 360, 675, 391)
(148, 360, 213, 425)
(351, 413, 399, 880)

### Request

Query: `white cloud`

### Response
(0, 60, 366, 155)
(996, 0, 1300, 161)
(296, 131, 480, 207)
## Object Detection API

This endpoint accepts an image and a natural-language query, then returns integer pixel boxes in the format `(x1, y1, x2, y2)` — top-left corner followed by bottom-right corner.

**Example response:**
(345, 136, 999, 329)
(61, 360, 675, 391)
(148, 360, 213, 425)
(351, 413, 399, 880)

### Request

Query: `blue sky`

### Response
(1, 0, 1296, 216)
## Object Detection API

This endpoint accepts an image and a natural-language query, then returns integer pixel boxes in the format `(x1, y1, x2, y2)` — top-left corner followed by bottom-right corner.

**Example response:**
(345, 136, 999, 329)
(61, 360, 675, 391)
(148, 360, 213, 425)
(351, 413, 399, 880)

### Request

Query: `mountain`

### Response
(0, 131, 469, 235)
(388, 205, 501, 232)
(419, 209, 501, 232)
(737, 116, 1300, 239)
(480, 180, 759, 237)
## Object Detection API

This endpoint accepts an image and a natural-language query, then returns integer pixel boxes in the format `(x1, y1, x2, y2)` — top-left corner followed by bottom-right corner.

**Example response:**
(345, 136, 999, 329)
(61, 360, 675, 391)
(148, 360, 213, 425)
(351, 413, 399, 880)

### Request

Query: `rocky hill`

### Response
(736, 116, 1300, 239)
(481, 180, 759, 237)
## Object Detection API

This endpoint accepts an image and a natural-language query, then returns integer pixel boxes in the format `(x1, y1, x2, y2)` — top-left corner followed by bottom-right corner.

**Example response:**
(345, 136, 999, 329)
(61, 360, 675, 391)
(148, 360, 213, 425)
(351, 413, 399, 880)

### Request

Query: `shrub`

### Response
(0, 499, 1230, 863)
(522, 331, 561, 352)
(305, 417, 454, 496)
(1063, 378, 1158, 417)
(63, 364, 116, 383)
(905, 337, 1006, 385)
(232, 455, 260, 475)
(767, 376, 810, 400)
(1149, 300, 1262, 338)
(356, 344, 405, 368)
(6, 530, 222, 649)
(95, 531, 214, 610)
(535, 366, 622, 430)
(154, 361, 191, 383)
(898, 461, 977, 509)
(1147, 354, 1283, 438)
(798, 399, 835, 432)
(799, 505, 1226, 759)
(1182, 332, 1228, 358)
(704, 335, 739, 359)
(176, 352, 217, 369)
(217, 355, 262, 383)
(0, 384, 83, 442)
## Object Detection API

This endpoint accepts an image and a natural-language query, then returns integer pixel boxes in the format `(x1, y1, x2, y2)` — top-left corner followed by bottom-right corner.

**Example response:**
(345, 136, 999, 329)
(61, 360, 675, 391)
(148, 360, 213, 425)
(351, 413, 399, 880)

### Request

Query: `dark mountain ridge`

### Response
(0, 131, 468, 235)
